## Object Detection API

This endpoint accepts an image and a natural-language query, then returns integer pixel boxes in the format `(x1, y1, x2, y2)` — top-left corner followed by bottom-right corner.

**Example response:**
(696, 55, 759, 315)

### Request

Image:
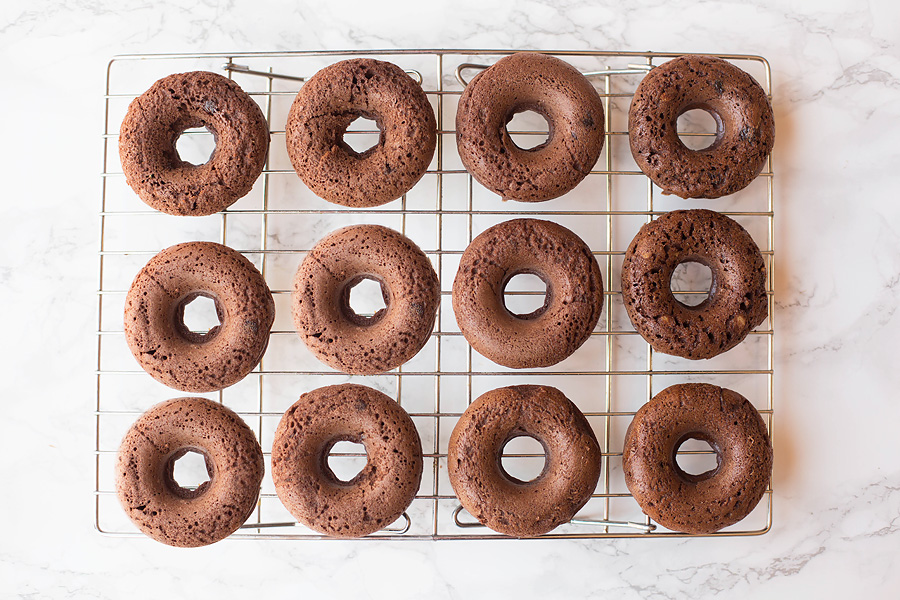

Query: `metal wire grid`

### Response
(96, 49, 774, 540)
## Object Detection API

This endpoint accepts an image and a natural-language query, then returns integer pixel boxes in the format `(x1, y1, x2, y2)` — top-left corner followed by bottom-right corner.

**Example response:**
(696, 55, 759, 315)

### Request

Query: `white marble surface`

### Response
(2, 0, 900, 597)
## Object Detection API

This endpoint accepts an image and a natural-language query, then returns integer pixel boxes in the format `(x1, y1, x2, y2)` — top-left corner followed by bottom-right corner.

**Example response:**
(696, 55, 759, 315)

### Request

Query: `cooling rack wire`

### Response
(96, 50, 775, 540)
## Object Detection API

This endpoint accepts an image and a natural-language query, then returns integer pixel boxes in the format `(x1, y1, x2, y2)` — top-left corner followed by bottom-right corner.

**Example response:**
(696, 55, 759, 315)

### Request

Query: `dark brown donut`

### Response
(629, 55, 774, 199)
(621, 209, 767, 359)
(271, 384, 423, 538)
(119, 71, 269, 216)
(448, 385, 602, 537)
(456, 52, 605, 202)
(292, 224, 440, 374)
(623, 383, 773, 534)
(286, 58, 436, 207)
(116, 397, 264, 547)
(124, 242, 275, 392)
(452, 219, 603, 368)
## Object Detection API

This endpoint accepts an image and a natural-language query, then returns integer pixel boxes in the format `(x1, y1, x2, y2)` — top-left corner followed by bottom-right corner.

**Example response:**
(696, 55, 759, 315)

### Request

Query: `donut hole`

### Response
(670, 261, 713, 307)
(500, 435, 548, 484)
(677, 108, 720, 150)
(673, 436, 721, 480)
(506, 109, 550, 150)
(325, 440, 368, 484)
(175, 126, 217, 166)
(502, 272, 549, 319)
(342, 116, 381, 155)
(175, 293, 224, 343)
(165, 448, 213, 499)
(341, 276, 389, 326)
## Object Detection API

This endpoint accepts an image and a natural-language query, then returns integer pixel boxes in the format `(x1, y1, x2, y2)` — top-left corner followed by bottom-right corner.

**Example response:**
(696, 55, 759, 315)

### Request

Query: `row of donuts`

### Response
(124, 210, 767, 393)
(117, 381, 772, 546)
(119, 53, 774, 216)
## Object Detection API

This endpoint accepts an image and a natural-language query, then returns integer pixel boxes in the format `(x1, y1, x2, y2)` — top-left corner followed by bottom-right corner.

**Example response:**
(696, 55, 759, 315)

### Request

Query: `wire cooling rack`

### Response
(96, 50, 774, 540)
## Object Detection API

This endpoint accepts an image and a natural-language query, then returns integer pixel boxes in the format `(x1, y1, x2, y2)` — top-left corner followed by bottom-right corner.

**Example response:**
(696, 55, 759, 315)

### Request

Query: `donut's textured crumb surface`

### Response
(629, 55, 774, 199)
(622, 383, 773, 534)
(456, 52, 605, 202)
(286, 58, 436, 207)
(293, 224, 440, 375)
(452, 218, 603, 368)
(271, 384, 423, 538)
(124, 241, 275, 392)
(119, 71, 269, 216)
(115, 397, 264, 547)
(448, 385, 602, 537)
(621, 209, 767, 359)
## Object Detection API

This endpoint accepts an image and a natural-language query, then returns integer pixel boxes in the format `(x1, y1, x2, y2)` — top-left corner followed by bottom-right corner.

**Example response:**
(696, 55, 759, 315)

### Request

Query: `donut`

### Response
(124, 241, 275, 392)
(621, 209, 767, 359)
(452, 218, 603, 368)
(293, 224, 440, 374)
(116, 397, 264, 547)
(286, 58, 436, 207)
(455, 52, 605, 202)
(272, 384, 423, 538)
(629, 55, 775, 199)
(623, 383, 772, 534)
(119, 71, 269, 216)
(448, 385, 602, 537)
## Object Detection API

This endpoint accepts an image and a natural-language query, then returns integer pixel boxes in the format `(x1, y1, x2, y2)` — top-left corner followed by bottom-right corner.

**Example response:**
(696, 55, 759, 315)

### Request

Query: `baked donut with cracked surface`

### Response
(271, 384, 423, 538)
(124, 241, 275, 392)
(452, 218, 604, 368)
(456, 52, 605, 202)
(286, 58, 436, 207)
(119, 71, 269, 216)
(621, 209, 767, 360)
(623, 383, 773, 534)
(116, 397, 265, 547)
(629, 55, 774, 199)
(448, 385, 602, 537)
(292, 224, 440, 375)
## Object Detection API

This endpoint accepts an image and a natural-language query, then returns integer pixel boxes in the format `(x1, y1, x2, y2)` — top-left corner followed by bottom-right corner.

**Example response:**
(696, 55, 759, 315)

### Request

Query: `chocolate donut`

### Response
(116, 397, 264, 547)
(293, 224, 440, 374)
(629, 55, 774, 199)
(272, 384, 423, 538)
(623, 383, 772, 534)
(452, 219, 603, 368)
(448, 385, 602, 537)
(124, 241, 275, 392)
(456, 52, 605, 202)
(119, 71, 269, 216)
(286, 58, 436, 207)
(621, 209, 767, 359)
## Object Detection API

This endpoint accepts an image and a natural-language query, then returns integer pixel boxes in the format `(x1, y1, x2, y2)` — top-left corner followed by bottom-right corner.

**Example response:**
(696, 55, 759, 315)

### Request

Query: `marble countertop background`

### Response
(2, 0, 899, 597)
